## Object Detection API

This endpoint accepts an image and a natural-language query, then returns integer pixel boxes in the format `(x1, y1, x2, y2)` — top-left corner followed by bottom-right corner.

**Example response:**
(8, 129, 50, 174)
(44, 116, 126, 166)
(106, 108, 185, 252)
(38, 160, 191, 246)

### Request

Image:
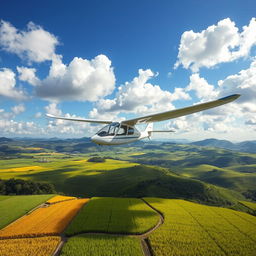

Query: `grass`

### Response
(144, 198, 256, 256)
(60, 234, 143, 256)
(65, 197, 159, 236)
(0, 194, 54, 229)
(0, 195, 10, 201)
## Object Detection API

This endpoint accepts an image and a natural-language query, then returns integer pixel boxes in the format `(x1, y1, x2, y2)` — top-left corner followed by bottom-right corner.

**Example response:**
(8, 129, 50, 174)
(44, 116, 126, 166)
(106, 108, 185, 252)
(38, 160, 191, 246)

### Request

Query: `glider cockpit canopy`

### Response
(96, 122, 137, 137)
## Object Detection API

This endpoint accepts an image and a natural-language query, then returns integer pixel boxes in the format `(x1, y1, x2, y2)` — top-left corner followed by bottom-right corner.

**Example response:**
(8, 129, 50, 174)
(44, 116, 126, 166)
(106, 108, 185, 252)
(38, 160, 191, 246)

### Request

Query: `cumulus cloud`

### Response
(167, 59, 256, 140)
(175, 18, 256, 72)
(17, 66, 39, 86)
(0, 20, 59, 63)
(36, 54, 115, 102)
(11, 104, 25, 115)
(186, 73, 218, 100)
(0, 68, 26, 100)
(44, 102, 94, 135)
(90, 69, 190, 119)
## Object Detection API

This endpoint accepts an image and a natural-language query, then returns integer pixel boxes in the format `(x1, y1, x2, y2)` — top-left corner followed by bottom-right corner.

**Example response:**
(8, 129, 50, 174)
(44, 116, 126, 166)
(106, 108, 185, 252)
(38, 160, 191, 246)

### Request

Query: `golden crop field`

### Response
(0, 166, 44, 172)
(0, 199, 89, 238)
(145, 198, 256, 256)
(0, 236, 60, 256)
(46, 195, 76, 204)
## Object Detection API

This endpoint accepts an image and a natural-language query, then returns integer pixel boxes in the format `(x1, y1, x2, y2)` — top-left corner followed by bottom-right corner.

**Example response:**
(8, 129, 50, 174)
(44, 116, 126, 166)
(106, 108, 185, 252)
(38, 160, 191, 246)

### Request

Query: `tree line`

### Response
(0, 179, 56, 195)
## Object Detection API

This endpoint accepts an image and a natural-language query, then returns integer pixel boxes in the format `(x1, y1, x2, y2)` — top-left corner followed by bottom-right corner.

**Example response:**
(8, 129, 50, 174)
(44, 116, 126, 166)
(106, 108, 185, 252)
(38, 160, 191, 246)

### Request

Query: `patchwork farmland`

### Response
(0, 195, 256, 256)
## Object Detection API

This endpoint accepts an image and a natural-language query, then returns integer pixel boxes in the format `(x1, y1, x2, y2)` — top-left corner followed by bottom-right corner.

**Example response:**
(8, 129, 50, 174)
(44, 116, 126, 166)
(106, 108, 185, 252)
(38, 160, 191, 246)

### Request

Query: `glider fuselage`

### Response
(91, 122, 149, 145)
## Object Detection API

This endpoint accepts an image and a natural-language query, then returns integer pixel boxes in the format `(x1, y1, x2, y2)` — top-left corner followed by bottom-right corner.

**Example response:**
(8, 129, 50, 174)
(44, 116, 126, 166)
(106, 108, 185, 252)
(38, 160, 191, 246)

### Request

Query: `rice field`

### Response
(0, 195, 54, 229)
(0, 236, 60, 256)
(145, 198, 256, 256)
(0, 199, 89, 238)
(65, 197, 159, 236)
(60, 234, 143, 256)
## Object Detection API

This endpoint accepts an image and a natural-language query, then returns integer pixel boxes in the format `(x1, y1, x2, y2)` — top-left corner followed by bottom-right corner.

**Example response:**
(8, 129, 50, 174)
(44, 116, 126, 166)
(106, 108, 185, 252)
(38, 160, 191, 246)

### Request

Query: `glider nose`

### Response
(91, 135, 101, 145)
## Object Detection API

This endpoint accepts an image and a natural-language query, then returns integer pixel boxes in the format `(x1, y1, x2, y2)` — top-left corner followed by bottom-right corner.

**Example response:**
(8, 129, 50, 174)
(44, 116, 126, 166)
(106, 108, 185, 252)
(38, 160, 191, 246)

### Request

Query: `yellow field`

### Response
(24, 147, 44, 151)
(145, 198, 256, 256)
(0, 166, 45, 173)
(0, 236, 60, 256)
(47, 195, 76, 204)
(0, 199, 89, 238)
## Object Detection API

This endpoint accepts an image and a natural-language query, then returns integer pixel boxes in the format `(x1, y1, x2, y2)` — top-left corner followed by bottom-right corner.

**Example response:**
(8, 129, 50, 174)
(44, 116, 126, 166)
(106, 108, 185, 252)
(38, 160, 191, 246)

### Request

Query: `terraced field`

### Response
(145, 198, 256, 256)
(65, 197, 160, 236)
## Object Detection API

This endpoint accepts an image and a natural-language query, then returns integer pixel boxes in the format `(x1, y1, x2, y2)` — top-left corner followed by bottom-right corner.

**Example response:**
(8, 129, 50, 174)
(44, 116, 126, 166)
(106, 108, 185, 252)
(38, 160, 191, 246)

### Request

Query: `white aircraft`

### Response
(46, 94, 240, 145)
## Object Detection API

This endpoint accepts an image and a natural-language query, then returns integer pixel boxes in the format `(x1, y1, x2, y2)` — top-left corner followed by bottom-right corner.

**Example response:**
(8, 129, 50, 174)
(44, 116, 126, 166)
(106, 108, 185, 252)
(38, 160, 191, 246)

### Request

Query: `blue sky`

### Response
(0, 0, 256, 141)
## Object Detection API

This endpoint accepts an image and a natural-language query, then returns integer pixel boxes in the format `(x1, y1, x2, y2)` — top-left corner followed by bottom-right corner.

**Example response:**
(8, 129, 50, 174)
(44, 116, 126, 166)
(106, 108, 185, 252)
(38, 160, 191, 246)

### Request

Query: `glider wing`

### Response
(122, 94, 240, 126)
(46, 114, 112, 124)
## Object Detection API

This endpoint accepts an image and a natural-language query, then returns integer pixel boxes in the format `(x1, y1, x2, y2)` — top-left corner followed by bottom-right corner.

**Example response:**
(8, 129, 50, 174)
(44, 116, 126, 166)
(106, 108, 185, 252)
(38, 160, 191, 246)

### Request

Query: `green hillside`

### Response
(0, 155, 243, 206)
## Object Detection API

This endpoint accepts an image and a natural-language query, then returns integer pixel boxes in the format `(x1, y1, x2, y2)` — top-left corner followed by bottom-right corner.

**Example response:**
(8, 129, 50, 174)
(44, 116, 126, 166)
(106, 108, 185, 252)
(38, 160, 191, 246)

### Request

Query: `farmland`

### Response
(144, 198, 256, 256)
(0, 236, 60, 256)
(0, 194, 54, 229)
(0, 198, 88, 238)
(65, 197, 159, 236)
(60, 234, 143, 256)
(46, 195, 76, 204)
(240, 201, 256, 211)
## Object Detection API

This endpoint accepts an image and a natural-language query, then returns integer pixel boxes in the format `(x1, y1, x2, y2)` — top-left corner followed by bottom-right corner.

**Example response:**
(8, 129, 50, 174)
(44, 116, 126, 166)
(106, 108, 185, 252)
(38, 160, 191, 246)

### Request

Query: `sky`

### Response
(0, 0, 256, 141)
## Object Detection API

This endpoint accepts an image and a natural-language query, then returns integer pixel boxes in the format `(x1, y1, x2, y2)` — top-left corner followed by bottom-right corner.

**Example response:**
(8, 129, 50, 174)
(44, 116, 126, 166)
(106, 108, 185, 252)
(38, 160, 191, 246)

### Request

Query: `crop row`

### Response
(0, 199, 89, 238)
(0, 236, 60, 256)
(65, 197, 159, 236)
(145, 198, 256, 256)
(60, 234, 143, 256)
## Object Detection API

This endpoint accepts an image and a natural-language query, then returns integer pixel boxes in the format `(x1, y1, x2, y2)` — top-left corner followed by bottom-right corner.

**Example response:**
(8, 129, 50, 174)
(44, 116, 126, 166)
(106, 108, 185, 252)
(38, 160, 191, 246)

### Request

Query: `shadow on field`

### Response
(64, 197, 164, 236)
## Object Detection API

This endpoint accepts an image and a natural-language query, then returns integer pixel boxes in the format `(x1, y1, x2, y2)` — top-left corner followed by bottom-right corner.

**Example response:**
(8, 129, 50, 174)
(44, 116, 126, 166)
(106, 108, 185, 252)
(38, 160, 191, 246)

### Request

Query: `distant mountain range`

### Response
(0, 137, 256, 154)
(191, 139, 256, 153)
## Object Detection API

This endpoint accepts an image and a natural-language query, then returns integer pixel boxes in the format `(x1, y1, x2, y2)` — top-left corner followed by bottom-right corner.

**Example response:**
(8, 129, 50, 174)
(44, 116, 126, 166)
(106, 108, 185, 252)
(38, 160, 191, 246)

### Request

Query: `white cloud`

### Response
(186, 73, 218, 100)
(11, 104, 25, 115)
(17, 66, 39, 86)
(175, 18, 256, 72)
(0, 68, 26, 100)
(0, 20, 59, 63)
(44, 102, 94, 135)
(90, 69, 190, 119)
(35, 112, 42, 118)
(36, 54, 115, 102)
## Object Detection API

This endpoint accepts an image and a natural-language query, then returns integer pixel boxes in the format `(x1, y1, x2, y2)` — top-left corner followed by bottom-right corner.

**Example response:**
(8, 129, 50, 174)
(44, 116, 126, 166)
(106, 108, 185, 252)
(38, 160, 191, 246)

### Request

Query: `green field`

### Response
(65, 197, 159, 236)
(0, 194, 54, 229)
(144, 198, 256, 256)
(240, 201, 256, 211)
(60, 234, 143, 256)
(0, 195, 10, 201)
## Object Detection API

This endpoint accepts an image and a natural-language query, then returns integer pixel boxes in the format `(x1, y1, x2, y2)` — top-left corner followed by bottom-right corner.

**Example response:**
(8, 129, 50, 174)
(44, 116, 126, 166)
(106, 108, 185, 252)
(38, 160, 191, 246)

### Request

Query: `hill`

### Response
(191, 138, 256, 153)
